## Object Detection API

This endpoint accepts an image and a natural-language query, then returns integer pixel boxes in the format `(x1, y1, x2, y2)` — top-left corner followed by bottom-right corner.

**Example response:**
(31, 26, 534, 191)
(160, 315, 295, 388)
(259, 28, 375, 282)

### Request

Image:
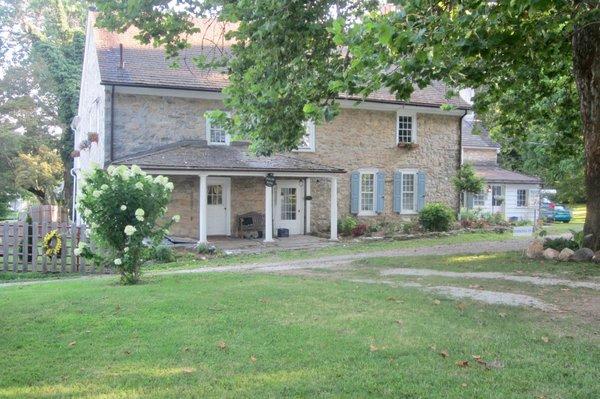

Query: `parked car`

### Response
(553, 205, 572, 223)
(540, 198, 556, 221)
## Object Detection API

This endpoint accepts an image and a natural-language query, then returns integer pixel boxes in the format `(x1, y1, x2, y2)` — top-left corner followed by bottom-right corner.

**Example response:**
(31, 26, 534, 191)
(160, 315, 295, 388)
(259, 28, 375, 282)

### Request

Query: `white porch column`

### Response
(305, 178, 311, 233)
(198, 174, 208, 244)
(264, 183, 274, 242)
(330, 176, 338, 240)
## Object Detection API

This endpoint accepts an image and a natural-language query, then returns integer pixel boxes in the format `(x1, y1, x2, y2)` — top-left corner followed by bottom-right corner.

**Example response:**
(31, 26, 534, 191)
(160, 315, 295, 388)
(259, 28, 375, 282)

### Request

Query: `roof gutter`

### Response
(109, 85, 115, 164)
(99, 81, 472, 111)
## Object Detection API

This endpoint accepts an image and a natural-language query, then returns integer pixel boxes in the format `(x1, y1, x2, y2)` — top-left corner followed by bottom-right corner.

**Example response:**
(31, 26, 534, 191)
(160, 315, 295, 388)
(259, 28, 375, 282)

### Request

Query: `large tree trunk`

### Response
(572, 6, 600, 250)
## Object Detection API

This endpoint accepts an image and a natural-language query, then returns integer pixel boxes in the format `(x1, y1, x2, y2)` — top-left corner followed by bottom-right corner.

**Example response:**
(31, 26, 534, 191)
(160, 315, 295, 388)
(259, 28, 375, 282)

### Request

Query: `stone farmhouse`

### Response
(73, 12, 473, 242)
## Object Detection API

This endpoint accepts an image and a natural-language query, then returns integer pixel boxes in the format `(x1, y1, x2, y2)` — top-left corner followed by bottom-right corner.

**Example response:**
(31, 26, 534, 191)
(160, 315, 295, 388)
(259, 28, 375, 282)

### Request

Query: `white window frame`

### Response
(293, 121, 316, 152)
(205, 111, 230, 145)
(398, 169, 418, 214)
(358, 168, 378, 216)
(396, 110, 417, 145)
(473, 192, 486, 207)
(516, 189, 528, 207)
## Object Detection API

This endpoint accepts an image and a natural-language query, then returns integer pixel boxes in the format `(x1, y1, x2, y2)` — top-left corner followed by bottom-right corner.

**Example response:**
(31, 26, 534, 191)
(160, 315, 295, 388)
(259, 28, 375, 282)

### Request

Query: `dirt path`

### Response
(380, 268, 600, 290)
(349, 278, 558, 311)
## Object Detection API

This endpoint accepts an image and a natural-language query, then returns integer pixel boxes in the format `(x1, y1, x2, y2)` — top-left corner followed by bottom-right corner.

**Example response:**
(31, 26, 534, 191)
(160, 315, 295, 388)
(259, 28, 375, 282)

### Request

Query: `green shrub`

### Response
(418, 203, 456, 232)
(152, 245, 176, 263)
(543, 237, 578, 252)
(196, 243, 217, 255)
(76, 165, 178, 284)
(338, 216, 358, 236)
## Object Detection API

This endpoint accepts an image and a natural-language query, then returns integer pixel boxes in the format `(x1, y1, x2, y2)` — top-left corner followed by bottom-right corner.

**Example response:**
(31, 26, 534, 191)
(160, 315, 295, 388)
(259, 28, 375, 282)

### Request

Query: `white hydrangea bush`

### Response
(77, 165, 179, 284)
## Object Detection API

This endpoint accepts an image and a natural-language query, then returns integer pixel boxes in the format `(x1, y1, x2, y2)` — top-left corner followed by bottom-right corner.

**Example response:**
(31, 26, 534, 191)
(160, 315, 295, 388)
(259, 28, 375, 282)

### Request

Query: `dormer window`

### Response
(294, 121, 316, 152)
(396, 111, 417, 144)
(206, 112, 230, 145)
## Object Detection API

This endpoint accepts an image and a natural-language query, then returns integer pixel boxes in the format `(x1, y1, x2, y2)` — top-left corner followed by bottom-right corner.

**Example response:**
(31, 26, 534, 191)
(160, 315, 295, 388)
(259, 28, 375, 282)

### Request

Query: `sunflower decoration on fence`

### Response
(43, 229, 62, 258)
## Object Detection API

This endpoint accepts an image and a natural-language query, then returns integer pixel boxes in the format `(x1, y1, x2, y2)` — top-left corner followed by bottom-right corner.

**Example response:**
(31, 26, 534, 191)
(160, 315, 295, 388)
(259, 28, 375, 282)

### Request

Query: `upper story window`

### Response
(294, 121, 316, 152)
(206, 112, 230, 145)
(397, 111, 417, 144)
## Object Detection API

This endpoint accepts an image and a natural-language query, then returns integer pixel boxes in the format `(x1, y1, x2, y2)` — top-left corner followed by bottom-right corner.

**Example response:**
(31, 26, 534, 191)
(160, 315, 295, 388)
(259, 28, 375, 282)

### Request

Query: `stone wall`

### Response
(297, 109, 461, 231)
(463, 148, 497, 165)
(164, 176, 198, 239)
(112, 93, 223, 159)
(230, 177, 264, 236)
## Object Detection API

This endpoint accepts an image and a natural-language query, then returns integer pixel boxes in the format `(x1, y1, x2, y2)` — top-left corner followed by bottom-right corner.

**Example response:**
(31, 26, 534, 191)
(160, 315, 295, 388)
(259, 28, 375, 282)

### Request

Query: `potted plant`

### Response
(397, 142, 418, 149)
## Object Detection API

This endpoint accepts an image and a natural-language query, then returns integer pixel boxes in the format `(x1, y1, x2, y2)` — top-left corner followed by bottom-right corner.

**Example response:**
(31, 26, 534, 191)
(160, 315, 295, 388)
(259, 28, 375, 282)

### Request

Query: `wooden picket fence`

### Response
(0, 222, 97, 274)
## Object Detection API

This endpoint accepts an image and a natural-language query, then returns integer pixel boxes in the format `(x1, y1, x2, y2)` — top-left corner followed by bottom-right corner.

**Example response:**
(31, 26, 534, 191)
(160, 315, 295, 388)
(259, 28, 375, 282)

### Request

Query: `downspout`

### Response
(109, 85, 115, 163)
(70, 167, 79, 224)
(458, 109, 468, 216)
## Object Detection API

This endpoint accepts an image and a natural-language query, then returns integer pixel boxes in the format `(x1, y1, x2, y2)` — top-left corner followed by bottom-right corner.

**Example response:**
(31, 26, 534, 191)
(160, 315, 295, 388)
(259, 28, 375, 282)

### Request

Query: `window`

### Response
(492, 185, 503, 206)
(401, 172, 416, 212)
(360, 173, 375, 212)
(207, 185, 223, 205)
(280, 187, 297, 220)
(473, 193, 485, 207)
(294, 121, 316, 152)
(397, 111, 416, 144)
(206, 112, 229, 145)
(517, 189, 527, 207)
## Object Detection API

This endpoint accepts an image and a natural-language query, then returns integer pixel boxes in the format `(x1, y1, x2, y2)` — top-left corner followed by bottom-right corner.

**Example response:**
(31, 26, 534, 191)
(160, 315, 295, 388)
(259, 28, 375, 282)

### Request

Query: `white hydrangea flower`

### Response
(124, 225, 136, 236)
(100, 184, 109, 190)
(83, 209, 92, 218)
(131, 165, 145, 176)
(120, 205, 127, 211)
(136, 215, 144, 222)
(135, 182, 144, 190)
(145, 175, 154, 182)
(92, 190, 102, 198)
(135, 208, 145, 217)
(124, 247, 129, 253)
(165, 182, 174, 191)
(77, 241, 87, 250)
(74, 248, 82, 256)
(172, 214, 180, 223)
(114, 258, 122, 266)
(107, 165, 116, 175)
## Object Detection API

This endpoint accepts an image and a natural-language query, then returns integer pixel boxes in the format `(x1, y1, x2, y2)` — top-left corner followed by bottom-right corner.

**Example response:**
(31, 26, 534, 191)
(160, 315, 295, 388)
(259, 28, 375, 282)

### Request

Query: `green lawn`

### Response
(1, 262, 599, 398)
(543, 203, 586, 236)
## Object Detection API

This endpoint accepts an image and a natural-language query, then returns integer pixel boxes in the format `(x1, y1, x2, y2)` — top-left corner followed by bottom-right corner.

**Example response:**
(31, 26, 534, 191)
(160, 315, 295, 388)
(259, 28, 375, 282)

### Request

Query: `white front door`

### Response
(206, 177, 230, 236)
(274, 179, 305, 235)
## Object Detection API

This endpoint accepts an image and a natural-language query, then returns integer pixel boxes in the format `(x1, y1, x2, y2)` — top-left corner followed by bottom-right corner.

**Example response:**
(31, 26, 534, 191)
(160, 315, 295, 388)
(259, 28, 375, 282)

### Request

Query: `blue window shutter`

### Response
(393, 171, 403, 213)
(350, 171, 360, 214)
(376, 171, 385, 213)
(417, 171, 426, 211)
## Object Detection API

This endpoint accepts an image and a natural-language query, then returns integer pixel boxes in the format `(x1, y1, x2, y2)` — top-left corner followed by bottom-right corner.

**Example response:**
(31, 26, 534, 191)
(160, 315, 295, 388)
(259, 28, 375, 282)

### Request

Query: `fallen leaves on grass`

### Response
(457, 302, 467, 311)
(394, 319, 403, 325)
(250, 355, 257, 363)
(369, 344, 379, 352)
(439, 350, 449, 358)
(181, 367, 195, 374)
(498, 312, 507, 318)
(68, 341, 76, 347)
(217, 341, 227, 351)
(472, 355, 486, 365)
(456, 360, 469, 367)
(433, 299, 441, 305)
(541, 336, 549, 343)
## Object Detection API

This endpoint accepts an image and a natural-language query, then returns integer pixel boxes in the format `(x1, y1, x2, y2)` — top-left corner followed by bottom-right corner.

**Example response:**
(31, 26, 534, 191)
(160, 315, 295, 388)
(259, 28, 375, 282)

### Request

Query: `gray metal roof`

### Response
(473, 165, 541, 184)
(92, 13, 471, 110)
(112, 140, 345, 174)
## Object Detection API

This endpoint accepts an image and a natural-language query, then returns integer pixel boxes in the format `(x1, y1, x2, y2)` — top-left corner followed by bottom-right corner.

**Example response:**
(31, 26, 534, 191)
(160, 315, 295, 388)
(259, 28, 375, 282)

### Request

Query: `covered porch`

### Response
(113, 140, 345, 242)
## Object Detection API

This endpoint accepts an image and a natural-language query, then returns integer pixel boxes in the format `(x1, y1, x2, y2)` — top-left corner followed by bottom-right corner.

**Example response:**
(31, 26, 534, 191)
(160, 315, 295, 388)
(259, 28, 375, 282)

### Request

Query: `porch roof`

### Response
(112, 140, 345, 174)
(473, 165, 542, 185)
